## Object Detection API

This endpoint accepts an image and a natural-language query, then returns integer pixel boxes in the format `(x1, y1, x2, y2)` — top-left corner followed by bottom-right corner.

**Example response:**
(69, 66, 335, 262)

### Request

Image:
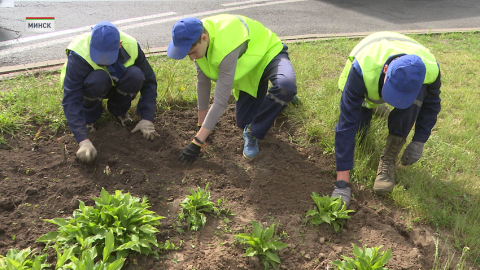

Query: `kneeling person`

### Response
(167, 15, 298, 163)
(61, 21, 158, 164)
(333, 31, 442, 208)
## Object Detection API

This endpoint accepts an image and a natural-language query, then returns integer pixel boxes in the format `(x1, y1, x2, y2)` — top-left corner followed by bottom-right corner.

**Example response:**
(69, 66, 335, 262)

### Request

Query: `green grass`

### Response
(0, 32, 479, 266)
(0, 73, 64, 138)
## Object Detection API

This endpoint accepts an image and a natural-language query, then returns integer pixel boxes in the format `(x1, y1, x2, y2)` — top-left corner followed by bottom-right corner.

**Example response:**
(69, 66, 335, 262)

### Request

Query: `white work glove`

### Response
(401, 141, 424, 165)
(131, 119, 158, 141)
(76, 139, 97, 164)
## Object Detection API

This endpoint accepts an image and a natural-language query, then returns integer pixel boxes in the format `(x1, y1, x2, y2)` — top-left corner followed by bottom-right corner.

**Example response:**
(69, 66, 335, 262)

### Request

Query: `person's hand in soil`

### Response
(131, 119, 159, 141)
(76, 139, 97, 164)
(178, 142, 202, 164)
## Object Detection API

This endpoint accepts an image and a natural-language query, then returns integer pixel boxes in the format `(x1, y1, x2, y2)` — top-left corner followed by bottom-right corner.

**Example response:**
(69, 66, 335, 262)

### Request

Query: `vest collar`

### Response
(379, 53, 406, 98)
(117, 46, 131, 65)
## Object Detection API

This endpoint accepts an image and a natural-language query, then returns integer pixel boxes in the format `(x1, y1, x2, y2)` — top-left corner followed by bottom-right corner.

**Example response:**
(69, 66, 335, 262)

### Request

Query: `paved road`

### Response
(1, 0, 479, 67)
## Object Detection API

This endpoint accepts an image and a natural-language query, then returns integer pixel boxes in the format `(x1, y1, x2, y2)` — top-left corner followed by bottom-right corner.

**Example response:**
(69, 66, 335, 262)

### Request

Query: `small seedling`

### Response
(306, 192, 354, 232)
(178, 183, 219, 231)
(331, 244, 392, 270)
(235, 221, 288, 270)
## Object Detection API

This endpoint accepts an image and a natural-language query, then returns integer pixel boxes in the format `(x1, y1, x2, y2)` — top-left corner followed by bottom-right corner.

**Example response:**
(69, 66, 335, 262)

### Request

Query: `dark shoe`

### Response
(107, 105, 133, 126)
(86, 123, 96, 132)
(112, 113, 133, 126)
(243, 125, 259, 159)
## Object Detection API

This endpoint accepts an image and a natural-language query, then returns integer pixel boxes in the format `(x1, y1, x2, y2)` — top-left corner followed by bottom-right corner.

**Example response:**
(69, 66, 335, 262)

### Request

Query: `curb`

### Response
(1, 27, 480, 79)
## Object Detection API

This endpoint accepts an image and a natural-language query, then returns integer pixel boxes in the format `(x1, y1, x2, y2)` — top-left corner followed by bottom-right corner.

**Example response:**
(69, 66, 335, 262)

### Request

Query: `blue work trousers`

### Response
(83, 66, 144, 124)
(235, 44, 297, 139)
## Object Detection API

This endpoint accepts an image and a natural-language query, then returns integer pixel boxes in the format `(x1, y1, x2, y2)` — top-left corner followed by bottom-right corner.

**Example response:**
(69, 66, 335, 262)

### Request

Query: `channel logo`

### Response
(26, 17, 55, 32)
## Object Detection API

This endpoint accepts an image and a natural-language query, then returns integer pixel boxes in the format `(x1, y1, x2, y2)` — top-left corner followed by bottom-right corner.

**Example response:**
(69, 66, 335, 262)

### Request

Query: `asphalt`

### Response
(1, 27, 479, 80)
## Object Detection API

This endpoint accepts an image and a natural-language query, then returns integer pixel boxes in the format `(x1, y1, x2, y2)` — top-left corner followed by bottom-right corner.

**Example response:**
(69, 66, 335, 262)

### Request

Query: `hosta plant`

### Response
(179, 183, 219, 231)
(306, 192, 354, 232)
(0, 247, 49, 270)
(331, 244, 392, 270)
(235, 221, 288, 270)
(60, 230, 126, 270)
(37, 188, 165, 259)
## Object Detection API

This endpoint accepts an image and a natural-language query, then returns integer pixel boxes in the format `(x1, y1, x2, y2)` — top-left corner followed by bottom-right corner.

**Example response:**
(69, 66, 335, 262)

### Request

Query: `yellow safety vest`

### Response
(195, 14, 283, 100)
(60, 32, 138, 87)
(338, 31, 439, 108)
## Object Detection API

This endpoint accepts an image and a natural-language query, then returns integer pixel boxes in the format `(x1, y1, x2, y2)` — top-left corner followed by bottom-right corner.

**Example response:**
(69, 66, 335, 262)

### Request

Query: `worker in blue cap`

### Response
(166, 15, 298, 164)
(332, 31, 442, 208)
(60, 21, 158, 164)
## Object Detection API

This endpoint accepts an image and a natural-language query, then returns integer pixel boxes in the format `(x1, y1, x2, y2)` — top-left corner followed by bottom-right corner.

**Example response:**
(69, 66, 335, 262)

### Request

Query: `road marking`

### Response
(222, 0, 274, 7)
(0, 12, 177, 48)
(0, 0, 14, 8)
(121, 0, 307, 30)
(0, 0, 307, 57)
(0, 37, 74, 56)
(112, 12, 177, 25)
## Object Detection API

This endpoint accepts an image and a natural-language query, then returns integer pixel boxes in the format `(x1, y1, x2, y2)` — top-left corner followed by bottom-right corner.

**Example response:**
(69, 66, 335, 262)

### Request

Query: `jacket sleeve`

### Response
(62, 51, 94, 143)
(334, 63, 367, 171)
(412, 68, 442, 143)
(134, 43, 157, 122)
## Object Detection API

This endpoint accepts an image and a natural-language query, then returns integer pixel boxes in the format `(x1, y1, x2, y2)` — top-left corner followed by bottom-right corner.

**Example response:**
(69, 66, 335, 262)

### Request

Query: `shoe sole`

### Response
(243, 153, 258, 159)
(106, 106, 133, 126)
(373, 187, 393, 195)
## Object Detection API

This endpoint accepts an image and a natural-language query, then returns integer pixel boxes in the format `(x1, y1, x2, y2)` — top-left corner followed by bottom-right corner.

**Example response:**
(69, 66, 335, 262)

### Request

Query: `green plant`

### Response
(331, 244, 392, 270)
(0, 247, 49, 270)
(235, 221, 288, 270)
(61, 230, 126, 270)
(179, 183, 219, 231)
(306, 192, 355, 232)
(217, 197, 236, 217)
(37, 188, 165, 259)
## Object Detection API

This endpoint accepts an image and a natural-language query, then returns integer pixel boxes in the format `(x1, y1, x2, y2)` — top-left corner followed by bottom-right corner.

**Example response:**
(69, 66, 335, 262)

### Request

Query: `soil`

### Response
(0, 104, 463, 269)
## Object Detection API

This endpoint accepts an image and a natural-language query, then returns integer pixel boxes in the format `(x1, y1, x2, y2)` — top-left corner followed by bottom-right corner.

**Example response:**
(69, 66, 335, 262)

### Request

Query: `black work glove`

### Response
(178, 142, 201, 164)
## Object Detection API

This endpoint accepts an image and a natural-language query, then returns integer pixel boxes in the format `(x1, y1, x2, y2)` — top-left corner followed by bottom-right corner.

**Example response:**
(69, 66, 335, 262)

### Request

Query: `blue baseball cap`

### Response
(90, 21, 120, 66)
(167, 17, 204, 60)
(382, 55, 426, 109)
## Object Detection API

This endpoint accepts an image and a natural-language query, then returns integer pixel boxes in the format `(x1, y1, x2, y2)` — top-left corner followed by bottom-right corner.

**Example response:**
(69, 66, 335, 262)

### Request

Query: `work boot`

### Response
(107, 106, 133, 126)
(373, 134, 406, 195)
(243, 125, 259, 159)
(86, 123, 96, 132)
(112, 113, 133, 126)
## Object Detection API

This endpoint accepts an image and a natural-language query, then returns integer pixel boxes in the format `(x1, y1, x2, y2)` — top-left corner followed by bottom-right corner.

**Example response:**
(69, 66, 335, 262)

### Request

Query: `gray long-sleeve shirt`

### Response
(195, 42, 248, 130)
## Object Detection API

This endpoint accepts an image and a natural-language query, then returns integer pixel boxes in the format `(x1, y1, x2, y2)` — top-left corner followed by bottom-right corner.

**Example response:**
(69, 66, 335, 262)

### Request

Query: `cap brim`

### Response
(90, 48, 119, 66)
(167, 40, 191, 60)
(382, 81, 418, 109)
